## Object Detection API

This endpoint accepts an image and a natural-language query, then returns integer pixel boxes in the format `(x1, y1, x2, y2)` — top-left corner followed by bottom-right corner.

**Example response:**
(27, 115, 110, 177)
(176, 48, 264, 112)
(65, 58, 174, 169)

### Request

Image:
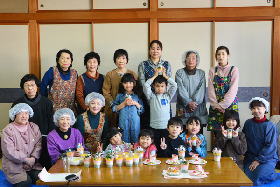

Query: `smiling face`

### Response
(122, 81, 134, 94)
(23, 80, 37, 99)
(149, 43, 162, 61)
(115, 55, 127, 69)
(251, 106, 266, 120)
(153, 82, 167, 95)
(225, 118, 237, 129)
(58, 115, 71, 132)
(216, 49, 229, 67)
(14, 110, 29, 126)
(86, 58, 98, 73)
(89, 99, 102, 115)
(187, 120, 201, 136)
(186, 53, 197, 70)
(58, 52, 72, 71)
(167, 124, 183, 139)
(139, 136, 153, 149)
(110, 132, 122, 145)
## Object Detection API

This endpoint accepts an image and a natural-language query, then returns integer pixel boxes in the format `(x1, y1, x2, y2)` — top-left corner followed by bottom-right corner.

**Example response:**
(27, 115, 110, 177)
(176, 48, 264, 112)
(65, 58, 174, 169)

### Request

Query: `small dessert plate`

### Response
(189, 159, 207, 165)
(166, 159, 181, 165)
(143, 159, 161, 165)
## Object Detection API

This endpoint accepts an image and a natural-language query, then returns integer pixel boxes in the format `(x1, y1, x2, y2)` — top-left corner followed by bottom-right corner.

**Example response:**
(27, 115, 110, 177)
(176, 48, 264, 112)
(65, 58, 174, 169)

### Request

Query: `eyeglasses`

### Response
(24, 84, 36, 88)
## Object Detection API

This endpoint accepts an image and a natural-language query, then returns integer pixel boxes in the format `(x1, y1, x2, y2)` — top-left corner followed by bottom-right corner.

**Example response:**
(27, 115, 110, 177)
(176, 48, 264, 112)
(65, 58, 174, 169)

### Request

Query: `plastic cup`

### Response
(227, 129, 233, 139)
(84, 157, 91, 167)
(63, 157, 70, 170)
(133, 157, 139, 165)
(116, 157, 123, 166)
(178, 151, 185, 159)
(126, 158, 133, 167)
(93, 159, 101, 168)
(106, 159, 113, 167)
(214, 155, 221, 161)
(181, 161, 189, 173)
(66, 151, 74, 158)
(192, 140, 197, 147)
(137, 152, 144, 159)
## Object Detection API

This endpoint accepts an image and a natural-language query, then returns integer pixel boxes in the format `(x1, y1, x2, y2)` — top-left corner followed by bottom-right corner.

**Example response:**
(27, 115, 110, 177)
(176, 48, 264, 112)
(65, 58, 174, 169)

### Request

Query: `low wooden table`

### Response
(37, 157, 253, 186)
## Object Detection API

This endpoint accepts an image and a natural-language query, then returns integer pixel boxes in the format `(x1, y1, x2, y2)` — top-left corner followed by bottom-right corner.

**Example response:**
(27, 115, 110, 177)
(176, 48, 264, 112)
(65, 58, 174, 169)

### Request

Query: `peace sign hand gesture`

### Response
(221, 126, 228, 137)
(233, 127, 240, 138)
(160, 137, 167, 150)
(97, 142, 103, 153)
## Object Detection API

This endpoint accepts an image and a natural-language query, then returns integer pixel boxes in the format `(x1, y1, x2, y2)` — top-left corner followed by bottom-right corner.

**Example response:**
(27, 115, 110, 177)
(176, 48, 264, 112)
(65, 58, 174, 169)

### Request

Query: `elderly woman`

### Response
(76, 92, 109, 153)
(76, 52, 104, 115)
(103, 49, 137, 128)
(175, 50, 208, 130)
(47, 108, 86, 164)
(40, 49, 78, 115)
(11, 74, 55, 170)
(2, 103, 42, 187)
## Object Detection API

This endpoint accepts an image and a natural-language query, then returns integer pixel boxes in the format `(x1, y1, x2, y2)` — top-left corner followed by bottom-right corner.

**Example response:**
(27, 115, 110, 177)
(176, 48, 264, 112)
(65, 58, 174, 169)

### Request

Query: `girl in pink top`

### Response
(134, 129, 157, 158)
(207, 46, 239, 133)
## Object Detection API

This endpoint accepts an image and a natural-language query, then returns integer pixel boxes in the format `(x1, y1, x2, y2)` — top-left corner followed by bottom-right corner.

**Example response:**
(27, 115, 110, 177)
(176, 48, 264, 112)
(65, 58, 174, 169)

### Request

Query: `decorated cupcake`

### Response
(135, 146, 144, 159)
(115, 155, 123, 167)
(178, 145, 186, 159)
(106, 152, 114, 167)
(93, 153, 102, 168)
(181, 161, 189, 173)
(126, 152, 134, 167)
(191, 135, 198, 147)
(212, 147, 222, 161)
(133, 154, 140, 165)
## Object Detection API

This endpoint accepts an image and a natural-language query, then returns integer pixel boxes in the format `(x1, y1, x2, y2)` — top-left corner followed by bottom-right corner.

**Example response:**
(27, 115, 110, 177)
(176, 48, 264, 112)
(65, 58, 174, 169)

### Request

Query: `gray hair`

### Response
(182, 50, 200, 67)
(85, 92, 105, 107)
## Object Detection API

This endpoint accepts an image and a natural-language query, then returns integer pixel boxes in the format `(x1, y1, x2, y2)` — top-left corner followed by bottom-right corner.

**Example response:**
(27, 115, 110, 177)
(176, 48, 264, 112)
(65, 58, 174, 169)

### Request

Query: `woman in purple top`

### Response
(47, 108, 86, 164)
(2, 103, 42, 187)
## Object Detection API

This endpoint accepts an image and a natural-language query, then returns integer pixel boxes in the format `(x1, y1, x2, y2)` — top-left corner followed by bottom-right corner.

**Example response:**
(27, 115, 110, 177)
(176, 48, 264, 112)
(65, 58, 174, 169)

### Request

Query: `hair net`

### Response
(9, 103, 34, 121)
(85, 92, 105, 107)
(182, 50, 200, 67)
(248, 97, 269, 112)
(53, 108, 76, 127)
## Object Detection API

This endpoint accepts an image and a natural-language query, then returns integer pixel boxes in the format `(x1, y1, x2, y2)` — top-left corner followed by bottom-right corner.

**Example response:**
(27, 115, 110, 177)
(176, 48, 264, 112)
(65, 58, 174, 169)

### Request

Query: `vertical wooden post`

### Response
(212, 21, 216, 67)
(28, 0, 37, 13)
(92, 23, 94, 52)
(28, 20, 40, 79)
(271, 16, 280, 115)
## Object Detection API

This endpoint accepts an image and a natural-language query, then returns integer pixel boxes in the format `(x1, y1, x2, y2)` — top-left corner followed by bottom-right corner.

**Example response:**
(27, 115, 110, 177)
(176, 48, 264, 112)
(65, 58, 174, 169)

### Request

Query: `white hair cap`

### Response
(182, 50, 200, 67)
(85, 92, 105, 107)
(248, 97, 269, 112)
(53, 108, 76, 127)
(9, 103, 34, 121)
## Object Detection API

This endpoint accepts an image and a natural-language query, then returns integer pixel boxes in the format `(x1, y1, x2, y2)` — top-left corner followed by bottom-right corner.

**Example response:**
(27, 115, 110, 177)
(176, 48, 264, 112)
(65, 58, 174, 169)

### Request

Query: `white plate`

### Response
(70, 157, 84, 165)
(166, 159, 181, 165)
(162, 170, 208, 179)
(189, 159, 207, 165)
(143, 159, 161, 165)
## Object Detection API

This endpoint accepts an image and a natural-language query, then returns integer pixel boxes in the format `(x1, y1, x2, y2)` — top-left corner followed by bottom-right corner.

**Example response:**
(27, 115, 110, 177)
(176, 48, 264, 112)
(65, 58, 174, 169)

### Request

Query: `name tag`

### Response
(161, 99, 168, 105)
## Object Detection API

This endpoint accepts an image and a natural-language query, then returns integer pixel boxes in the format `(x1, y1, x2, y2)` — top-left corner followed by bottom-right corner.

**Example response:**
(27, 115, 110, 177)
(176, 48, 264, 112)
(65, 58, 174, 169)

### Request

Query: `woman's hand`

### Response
(215, 104, 225, 113)
(249, 160, 260, 171)
(221, 126, 228, 137)
(188, 102, 198, 112)
(23, 163, 32, 170)
(24, 157, 35, 167)
(97, 142, 103, 153)
(160, 137, 167, 150)
(196, 138, 204, 149)
(232, 127, 240, 138)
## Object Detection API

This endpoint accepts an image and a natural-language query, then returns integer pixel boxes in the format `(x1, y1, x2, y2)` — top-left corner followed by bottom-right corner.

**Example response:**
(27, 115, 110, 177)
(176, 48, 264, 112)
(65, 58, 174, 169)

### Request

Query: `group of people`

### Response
(1, 40, 279, 186)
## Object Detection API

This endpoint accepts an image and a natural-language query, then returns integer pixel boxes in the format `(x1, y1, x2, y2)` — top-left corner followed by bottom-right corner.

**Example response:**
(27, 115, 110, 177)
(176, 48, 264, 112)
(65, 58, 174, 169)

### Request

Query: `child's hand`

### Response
(249, 160, 260, 171)
(221, 126, 228, 137)
(232, 127, 240, 138)
(160, 137, 167, 150)
(131, 100, 141, 109)
(153, 67, 160, 77)
(126, 98, 133, 106)
(185, 138, 192, 148)
(97, 142, 103, 153)
(196, 138, 204, 149)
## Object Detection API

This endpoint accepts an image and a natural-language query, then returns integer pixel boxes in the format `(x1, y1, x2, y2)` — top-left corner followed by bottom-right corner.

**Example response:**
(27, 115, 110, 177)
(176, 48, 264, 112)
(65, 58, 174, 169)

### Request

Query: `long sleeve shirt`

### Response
(143, 78, 177, 129)
(208, 64, 239, 109)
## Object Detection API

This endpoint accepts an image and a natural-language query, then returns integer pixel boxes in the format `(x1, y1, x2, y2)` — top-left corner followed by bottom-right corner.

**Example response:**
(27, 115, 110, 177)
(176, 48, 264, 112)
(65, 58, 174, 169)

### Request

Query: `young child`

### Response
(243, 97, 280, 186)
(213, 110, 246, 171)
(143, 67, 177, 150)
(134, 129, 157, 158)
(158, 117, 190, 158)
(112, 73, 144, 144)
(179, 116, 207, 157)
(102, 127, 133, 155)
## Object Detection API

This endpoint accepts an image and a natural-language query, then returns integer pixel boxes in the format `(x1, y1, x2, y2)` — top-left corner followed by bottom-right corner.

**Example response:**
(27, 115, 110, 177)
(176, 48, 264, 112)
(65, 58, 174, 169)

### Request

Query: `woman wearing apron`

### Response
(40, 49, 78, 115)
(207, 46, 239, 133)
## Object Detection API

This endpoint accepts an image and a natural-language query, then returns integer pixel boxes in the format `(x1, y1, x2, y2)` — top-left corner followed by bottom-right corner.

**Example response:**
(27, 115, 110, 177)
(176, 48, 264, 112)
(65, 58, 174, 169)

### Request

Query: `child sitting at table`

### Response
(47, 108, 87, 164)
(134, 129, 157, 158)
(158, 117, 190, 158)
(243, 97, 280, 186)
(179, 116, 207, 157)
(213, 110, 247, 171)
(101, 127, 133, 155)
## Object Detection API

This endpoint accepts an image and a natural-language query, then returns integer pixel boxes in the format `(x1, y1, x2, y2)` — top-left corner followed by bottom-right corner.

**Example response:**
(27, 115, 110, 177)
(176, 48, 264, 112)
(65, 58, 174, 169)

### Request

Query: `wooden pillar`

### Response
(28, 20, 40, 79)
